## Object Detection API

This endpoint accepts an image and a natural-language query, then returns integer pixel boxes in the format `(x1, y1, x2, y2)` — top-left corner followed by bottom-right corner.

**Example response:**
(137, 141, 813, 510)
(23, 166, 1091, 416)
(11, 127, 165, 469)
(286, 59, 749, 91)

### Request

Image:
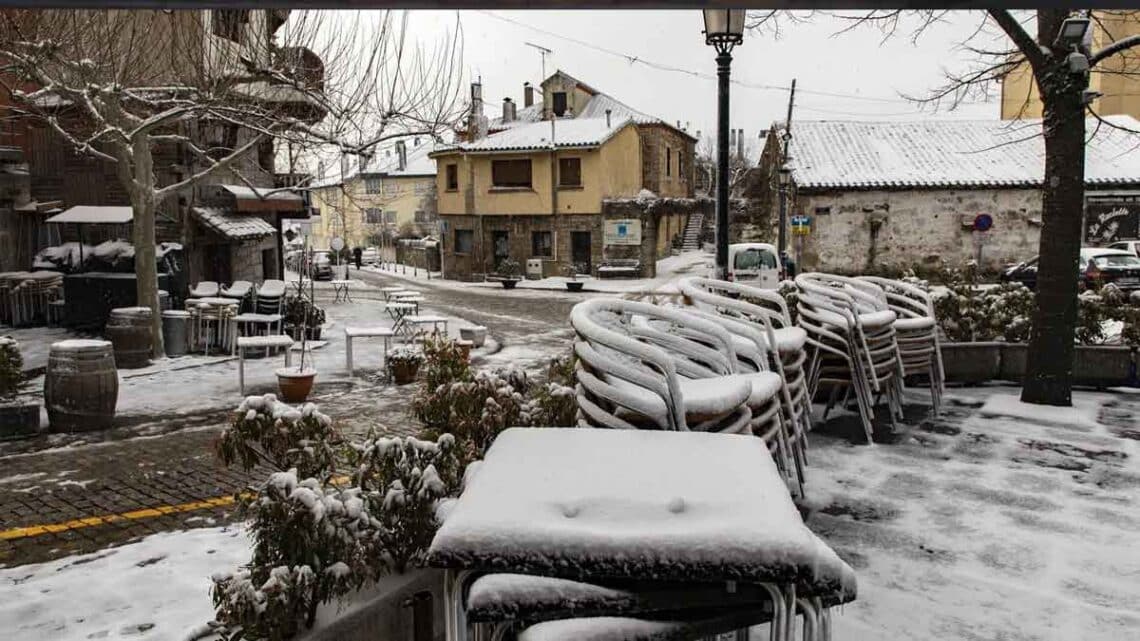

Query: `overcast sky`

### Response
(405, 9, 1007, 142)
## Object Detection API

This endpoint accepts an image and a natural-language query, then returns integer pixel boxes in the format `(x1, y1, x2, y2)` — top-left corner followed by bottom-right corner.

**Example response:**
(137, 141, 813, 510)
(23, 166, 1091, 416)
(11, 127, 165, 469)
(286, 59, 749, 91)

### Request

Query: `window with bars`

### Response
(491, 159, 532, 188)
(414, 210, 429, 223)
(364, 208, 383, 224)
(532, 231, 554, 258)
(559, 157, 582, 187)
(384, 211, 397, 225)
(414, 180, 432, 195)
(383, 182, 401, 197)
(364, 177, 382, 195)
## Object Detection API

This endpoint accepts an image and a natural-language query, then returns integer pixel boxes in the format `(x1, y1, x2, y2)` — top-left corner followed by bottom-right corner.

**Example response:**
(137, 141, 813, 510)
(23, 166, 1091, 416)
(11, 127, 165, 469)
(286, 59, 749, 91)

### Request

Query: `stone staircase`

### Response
(681, 212, 704, 251)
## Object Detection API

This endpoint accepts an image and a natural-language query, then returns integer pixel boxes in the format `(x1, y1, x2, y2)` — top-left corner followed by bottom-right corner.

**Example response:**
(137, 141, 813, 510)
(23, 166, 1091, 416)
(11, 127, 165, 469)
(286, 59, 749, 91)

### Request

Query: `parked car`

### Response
(1000, 247, 1140, 292)
(307, 250, 333, 280)
(361, 246, 379, 265)
(727, 243, 780, 289)
(1106, 239, 1140, 257)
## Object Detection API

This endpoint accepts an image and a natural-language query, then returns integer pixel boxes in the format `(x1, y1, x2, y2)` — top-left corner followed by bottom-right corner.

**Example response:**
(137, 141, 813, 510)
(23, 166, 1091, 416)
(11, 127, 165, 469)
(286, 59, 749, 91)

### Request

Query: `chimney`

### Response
(339, 154, 349, 182)
(396, 140, 407, 171)
(605, 108, 611, 128)
(468, 81, 484, 142)
(503, 97, 515, 122)
(524, 82, 534, 107)
(737, 129, 744, 159)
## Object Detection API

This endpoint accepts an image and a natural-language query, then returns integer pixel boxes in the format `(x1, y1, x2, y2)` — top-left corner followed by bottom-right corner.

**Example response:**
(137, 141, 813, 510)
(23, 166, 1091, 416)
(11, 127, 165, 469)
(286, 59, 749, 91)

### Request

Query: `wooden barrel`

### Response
(44, 339, 118, 432)
(105, 306, 153, 369)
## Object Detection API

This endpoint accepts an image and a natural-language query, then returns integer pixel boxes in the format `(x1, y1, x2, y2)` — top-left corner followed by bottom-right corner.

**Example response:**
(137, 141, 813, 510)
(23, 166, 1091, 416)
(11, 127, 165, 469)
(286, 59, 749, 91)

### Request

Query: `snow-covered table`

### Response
(429, 428, 857, 641)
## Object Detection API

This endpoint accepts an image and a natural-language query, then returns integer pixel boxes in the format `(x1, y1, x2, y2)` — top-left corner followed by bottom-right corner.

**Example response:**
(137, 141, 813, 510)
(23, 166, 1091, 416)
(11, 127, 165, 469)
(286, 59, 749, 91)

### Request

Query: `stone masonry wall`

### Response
(439, 214, 604, 281)
(793, 188, 1044, 274)
(229, 234, 279, 283)
(638, 124, 697, 199)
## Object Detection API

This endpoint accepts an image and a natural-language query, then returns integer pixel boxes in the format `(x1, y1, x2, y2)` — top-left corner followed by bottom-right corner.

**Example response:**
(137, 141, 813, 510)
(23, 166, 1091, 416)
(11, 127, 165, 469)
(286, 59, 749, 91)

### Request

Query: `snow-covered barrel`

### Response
(105, 306, 153, 369)
(44, 339, 118, 432)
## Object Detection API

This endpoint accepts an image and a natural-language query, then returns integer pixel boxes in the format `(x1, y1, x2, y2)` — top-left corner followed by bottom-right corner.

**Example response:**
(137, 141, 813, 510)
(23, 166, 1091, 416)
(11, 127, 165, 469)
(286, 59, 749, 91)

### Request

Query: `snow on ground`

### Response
(360, 250, 712, 295)
(0, 526, 249, 641)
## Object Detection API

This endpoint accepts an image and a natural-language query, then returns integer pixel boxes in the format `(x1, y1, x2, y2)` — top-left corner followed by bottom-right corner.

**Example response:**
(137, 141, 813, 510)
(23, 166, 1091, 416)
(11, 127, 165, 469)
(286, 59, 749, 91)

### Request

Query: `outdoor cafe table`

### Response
(190, 297, 240, 354)
(380, 286, 409, 300)
(331, 279, 352, 303)
(427, 428, 857, 641)
(385, 302, 418, 338)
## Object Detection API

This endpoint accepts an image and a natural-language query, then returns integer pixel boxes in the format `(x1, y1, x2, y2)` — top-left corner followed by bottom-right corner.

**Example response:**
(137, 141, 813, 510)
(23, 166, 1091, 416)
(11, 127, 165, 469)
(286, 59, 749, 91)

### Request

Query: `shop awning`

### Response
(46, 206, 133, 224)
(220, 184, 305, 213)
(192, 206, 277, 240)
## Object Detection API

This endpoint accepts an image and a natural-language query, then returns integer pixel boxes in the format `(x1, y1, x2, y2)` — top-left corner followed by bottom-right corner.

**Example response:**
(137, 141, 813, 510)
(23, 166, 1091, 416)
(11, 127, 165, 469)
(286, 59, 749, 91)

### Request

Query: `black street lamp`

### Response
(703, 9, 745, 280)
(777, 165, 791, 259)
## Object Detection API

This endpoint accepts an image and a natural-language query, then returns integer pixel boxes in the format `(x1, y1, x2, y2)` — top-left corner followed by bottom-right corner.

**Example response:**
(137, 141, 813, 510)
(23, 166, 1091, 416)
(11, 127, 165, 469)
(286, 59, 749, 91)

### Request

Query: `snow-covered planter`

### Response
(216, 394, 339, 481)
(277, 367, 318, 403)
(458, 325, 486, 348)
(492, 258, 522, 289)
(387, 347, 423, 385)
(563, 262, 589, 292)
(0, 337, 37, 438)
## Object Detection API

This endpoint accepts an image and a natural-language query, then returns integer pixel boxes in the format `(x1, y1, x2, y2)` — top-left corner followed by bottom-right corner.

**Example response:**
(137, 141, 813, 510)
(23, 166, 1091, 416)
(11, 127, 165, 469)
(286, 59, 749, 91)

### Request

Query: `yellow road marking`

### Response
(1, 474, 352, 542)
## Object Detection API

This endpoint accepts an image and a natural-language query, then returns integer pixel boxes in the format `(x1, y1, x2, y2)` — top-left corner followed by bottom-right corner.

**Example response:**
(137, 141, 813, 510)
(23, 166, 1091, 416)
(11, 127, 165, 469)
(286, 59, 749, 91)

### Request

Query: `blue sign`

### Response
(973, 214, 993, 232)
(791, 215, 811, 226)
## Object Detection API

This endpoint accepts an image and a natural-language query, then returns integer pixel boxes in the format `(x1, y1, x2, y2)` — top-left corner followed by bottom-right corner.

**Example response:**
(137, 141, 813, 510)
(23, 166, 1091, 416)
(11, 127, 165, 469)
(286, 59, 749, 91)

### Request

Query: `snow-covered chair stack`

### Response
(428, 428, 858, 641)
(794, 273, 904, 443)
(188, 281, 220, 298)
(570, 298, 756, 434)
(233, 279, 286, 353)
(677, 277, 811, 496)
(220, 280, 253, 312)
(857, 276, 944, 414)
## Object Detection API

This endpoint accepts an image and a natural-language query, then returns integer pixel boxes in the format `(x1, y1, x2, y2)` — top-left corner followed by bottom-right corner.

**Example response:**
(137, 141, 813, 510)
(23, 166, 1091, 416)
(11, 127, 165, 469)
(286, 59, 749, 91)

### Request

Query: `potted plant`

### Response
(278, 244, 318, 402)
(0, 337, 39, 438)
(563, 261, 588, 292)
(388, 346, 424, 385)
(459, 325, 487, 347)
(283, 295, 326, 341)
(496, 258, 522, 289)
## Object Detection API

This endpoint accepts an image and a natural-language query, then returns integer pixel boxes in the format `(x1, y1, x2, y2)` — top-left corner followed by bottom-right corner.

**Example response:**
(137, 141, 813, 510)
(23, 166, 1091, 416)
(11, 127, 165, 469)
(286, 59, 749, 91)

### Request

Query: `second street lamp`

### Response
(703, 9, 745, 280)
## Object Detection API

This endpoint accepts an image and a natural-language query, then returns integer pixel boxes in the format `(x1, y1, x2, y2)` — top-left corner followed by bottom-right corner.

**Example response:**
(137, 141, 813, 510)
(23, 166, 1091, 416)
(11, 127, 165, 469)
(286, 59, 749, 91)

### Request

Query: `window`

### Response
(383, 182, 401, 197)
(211, 9, 248, 42)
(455, 229, 474, 254)
(532, 231, 553, 258)
(814, 206, 831, 216)
(552, 92, 568, 117)
(733, 247, 778, 270)
(678, 151, 684, 181)
(364, 208, 383, 224)
(414, 180, 432, 195)
(666, 147, 672, 177)
(414, 210, 429, 223)
(365, 177, 382, 195)
(559, 157, 582, 187)
(384, 211, 397, 225)
(491, 159, 532, 188)
(446, 164, 458, 191)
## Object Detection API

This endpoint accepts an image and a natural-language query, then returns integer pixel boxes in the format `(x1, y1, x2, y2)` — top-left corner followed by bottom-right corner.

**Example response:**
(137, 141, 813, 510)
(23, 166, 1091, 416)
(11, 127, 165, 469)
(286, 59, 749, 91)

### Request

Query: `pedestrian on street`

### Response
(353, 246, 363, 271)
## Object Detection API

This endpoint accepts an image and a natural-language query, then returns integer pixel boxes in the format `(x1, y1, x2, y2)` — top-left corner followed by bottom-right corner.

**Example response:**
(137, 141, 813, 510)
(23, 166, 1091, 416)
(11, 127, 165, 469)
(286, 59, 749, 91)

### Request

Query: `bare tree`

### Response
(0, 9, 465, 356)
(792, 9, 1140, 406)
(695, 130, 758, 198)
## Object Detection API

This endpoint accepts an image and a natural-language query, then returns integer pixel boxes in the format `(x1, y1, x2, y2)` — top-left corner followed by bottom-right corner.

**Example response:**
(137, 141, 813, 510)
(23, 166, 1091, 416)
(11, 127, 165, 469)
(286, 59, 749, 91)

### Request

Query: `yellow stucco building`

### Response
(309, 140, 437, 252)
(1002, 12, 1140, 120)
(433, 70, 697, 280)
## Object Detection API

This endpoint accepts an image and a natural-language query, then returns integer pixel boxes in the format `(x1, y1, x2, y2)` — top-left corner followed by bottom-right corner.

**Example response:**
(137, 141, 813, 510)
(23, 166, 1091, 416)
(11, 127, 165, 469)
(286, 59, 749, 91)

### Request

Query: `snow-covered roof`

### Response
(191, 207, 277, 240)
(438, 117, 634, 154)
(488, 101, 546, 132)
(788, 116, 1140, 191)
(428, 428, 857, 593)
(221, 185, 303, 202)
(312, 140, 439, 188)
(46, 206, 133, 224)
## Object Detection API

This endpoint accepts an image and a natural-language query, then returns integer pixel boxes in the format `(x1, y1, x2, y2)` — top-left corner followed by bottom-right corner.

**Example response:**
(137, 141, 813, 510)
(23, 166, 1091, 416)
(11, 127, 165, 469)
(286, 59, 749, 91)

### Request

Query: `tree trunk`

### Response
(1021, 62, 1087, 406)
(130, 138, 165, 359)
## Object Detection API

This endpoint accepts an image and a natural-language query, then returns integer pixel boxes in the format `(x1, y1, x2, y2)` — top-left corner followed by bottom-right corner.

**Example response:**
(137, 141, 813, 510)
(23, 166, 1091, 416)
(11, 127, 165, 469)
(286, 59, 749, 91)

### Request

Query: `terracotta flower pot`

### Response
(276, 368, 316, 403)
(391, 360, 421, 385)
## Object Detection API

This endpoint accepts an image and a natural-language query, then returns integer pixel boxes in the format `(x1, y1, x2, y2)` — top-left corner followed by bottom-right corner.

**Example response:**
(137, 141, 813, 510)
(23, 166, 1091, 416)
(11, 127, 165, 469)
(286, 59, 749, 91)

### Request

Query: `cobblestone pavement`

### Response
(1, 273, 581, 568)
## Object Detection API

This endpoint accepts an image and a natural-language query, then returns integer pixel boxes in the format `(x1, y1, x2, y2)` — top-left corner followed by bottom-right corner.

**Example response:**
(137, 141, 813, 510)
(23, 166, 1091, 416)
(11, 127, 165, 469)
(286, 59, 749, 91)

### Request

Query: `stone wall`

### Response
(229, 234, 279, 283)
(791, 188, 1044, 273)
(638, 124, 697, 199)
(600, 197, 706, 278)
(440, 213, 604, 281)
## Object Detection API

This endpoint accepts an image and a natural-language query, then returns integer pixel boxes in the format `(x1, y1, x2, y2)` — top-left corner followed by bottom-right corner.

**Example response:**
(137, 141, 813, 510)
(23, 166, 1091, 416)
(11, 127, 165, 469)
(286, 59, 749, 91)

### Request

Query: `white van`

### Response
(727, 243, 780, 289)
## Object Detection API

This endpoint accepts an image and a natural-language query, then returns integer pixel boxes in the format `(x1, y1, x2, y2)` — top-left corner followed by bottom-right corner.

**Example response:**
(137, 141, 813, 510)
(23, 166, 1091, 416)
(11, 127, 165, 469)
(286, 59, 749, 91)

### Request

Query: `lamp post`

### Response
(703, 9, 745, 280)
(777, 165, 790, 260)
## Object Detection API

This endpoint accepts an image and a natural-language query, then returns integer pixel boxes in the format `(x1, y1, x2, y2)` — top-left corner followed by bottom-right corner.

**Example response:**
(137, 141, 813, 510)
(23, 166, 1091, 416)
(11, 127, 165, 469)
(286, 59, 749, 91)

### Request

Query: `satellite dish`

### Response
(330, 236, 345, 251)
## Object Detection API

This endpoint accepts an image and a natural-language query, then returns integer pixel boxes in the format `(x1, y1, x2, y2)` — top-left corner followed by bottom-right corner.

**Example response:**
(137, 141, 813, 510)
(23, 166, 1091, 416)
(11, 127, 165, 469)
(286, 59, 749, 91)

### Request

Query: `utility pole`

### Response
(525, 42, 553, 82)
(778, 78, 796, 259)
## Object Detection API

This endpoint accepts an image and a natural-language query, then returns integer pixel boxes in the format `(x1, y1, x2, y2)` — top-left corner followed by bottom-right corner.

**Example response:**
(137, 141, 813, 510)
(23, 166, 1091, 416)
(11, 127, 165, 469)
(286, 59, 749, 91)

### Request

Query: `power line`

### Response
(476, 10, 994, 108)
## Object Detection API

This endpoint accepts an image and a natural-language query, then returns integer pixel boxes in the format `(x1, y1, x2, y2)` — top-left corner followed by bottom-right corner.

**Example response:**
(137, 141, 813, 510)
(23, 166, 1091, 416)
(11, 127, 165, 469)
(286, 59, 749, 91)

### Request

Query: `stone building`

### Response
(752, 117, 1140, 274)
(435, 70, 697, 280)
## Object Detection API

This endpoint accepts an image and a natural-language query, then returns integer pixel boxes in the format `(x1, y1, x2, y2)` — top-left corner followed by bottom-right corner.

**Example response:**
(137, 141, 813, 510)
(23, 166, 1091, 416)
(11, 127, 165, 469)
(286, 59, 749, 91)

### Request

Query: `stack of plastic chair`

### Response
(220, 280, 253, 312)
(570, 298, 761, 435)
(794, 273, 904, 443)
(188, 281, 220, 298)
(857, 276, 944, 414)
(233, 280, 286, 357)
(677, 277, 810, 497)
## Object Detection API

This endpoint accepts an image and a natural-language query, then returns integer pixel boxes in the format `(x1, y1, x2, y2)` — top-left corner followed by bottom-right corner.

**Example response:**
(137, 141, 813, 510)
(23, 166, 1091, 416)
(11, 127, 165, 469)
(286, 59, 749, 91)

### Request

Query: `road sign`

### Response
(973, 213, 993, 232)
(791, 214, 811, 236)
(330, 236, 345, 251)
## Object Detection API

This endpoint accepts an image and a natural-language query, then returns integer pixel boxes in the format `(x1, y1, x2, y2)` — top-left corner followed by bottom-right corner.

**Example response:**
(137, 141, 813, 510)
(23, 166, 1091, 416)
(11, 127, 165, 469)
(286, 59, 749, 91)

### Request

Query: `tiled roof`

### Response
(788, 116, 1140, 190)
(438, 117, 634, 154)
(192, 207, 277, 240)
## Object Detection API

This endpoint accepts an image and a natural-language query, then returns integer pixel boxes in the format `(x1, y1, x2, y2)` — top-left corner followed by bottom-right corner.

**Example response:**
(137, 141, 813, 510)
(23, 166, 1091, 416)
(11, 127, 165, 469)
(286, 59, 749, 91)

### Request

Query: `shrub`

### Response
(983, 283, 1036, 343)
(498, 257, 522, 278)
(215, 395, 340, 482)
(0, 337, 24, 401)
(776, 280, 799, 325)
(283, 296, 326, 329)
(412, 335, 472, 428)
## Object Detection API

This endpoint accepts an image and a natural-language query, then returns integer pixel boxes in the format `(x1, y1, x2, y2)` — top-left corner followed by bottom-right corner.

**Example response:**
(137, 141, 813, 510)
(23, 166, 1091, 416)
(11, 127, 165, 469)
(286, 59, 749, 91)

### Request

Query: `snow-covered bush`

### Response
(348, 432, 461, 573)
(412, 334, 472, 428)
(983, 283, 1036, 343)
(776, 280, 799, 325)
(0, 337, 24, 401)
(215, 394, 340, 481)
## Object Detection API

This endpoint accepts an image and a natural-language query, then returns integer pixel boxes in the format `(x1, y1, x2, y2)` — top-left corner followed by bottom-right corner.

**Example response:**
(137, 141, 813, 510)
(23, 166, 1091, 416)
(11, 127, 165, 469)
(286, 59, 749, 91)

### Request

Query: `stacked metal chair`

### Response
(571, 298, 769, 435)
(857, 276, 944, 414)
(677, 277, 811, 496)
(794, 273, 905, 443)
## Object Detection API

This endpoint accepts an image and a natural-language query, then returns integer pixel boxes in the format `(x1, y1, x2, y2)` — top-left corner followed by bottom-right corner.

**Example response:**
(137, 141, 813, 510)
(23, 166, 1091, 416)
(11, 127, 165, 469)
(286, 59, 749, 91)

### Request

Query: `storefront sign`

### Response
(604, 219, 642, 245)
(1085, 195, 1140, 243)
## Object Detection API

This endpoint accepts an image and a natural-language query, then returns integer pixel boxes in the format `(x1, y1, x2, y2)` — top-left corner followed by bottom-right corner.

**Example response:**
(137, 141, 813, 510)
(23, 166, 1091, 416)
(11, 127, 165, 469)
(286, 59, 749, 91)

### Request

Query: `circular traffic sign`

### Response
(973, 214, 993, 232)
(330, 236, 345, 251)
